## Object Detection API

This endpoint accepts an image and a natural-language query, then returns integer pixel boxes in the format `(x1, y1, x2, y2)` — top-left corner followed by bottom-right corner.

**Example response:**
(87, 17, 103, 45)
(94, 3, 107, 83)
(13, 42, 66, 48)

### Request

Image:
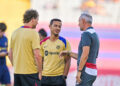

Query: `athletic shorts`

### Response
(76, 72, 96, 86)
(0, 65, 11, 84)
(14, 73, 41, 86)
(41, 75, 66, 86)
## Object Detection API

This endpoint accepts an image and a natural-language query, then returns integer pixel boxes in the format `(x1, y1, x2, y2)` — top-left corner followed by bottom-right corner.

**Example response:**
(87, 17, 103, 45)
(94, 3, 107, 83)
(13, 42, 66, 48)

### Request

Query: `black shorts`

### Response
(41, 75, 66, 86)
(14, 73, 41, 86)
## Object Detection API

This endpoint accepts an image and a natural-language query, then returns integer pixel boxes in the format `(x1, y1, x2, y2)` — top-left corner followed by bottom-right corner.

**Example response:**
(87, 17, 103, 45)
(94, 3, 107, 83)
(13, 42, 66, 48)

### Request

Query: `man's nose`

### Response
(56, 26, 60, 29)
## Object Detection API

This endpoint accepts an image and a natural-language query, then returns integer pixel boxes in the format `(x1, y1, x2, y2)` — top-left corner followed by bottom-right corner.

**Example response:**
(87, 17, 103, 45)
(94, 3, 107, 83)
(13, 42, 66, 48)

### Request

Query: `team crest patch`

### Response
(44, 46, 47, 48)
(56, 45, 60, 49)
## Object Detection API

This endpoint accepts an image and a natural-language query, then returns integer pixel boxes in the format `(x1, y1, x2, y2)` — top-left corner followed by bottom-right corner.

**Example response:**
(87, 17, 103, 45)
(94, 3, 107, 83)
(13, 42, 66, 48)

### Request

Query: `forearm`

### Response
(78, 54, 88, 71)
(35, 54, 42, 73)
(78, 46, 89, 71)
(69, 52, 78, 60)
(63, 57, 71, 76)
(8, 49, 13, 65)
(34, 49, 43, 73)
(9, 56, 13, 65)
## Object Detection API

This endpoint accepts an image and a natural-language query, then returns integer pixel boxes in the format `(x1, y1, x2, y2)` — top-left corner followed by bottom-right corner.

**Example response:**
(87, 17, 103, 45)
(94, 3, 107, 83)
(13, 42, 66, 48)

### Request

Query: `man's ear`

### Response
(30, 18, 34, 23)
(82, 19, 86, 24)
(31, 18, 36, 22)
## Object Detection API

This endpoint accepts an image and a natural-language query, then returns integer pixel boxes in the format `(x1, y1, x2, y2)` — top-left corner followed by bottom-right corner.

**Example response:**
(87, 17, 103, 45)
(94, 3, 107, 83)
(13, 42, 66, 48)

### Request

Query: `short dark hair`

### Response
(0, 23, 7, 32)
(50, 18, 62, 25)
(23, 9, 39, 23)
(38, 28, 47, 37)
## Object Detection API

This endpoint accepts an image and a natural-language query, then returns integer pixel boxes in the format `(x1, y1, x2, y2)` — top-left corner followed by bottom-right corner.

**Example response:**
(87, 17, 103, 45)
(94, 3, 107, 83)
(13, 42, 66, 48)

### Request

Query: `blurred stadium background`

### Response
(0, 0, 120, 86)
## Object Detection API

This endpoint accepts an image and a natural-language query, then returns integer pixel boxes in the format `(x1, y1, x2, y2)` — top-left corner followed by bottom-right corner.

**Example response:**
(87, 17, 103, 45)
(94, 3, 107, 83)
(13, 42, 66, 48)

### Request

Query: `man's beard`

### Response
(54, 33, 59, 37)
(32, 25, 36, 29)
(80, 28, 83, 31)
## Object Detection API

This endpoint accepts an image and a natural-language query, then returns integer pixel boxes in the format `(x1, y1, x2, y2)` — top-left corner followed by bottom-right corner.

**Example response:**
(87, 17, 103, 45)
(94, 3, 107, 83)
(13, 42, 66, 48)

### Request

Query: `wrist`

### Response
(78, 69, 82, 72)
(67, 51, 70, 57)
(63, 75, 67, 79)
(6, 52, 8, 55)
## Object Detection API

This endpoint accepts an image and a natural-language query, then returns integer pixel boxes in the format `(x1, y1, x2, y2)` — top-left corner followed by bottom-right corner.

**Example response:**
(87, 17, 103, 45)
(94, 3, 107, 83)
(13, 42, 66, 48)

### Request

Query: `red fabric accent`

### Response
(35, 82, 37, 86)
(85, 62, 97, 69)
(40, 37, 50, 45)
(22, 26, 32, 28)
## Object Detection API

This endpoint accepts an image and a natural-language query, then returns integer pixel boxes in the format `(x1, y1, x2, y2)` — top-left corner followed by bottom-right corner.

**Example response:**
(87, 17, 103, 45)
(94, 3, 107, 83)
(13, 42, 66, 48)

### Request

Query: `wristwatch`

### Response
(62, 75, 67, 79)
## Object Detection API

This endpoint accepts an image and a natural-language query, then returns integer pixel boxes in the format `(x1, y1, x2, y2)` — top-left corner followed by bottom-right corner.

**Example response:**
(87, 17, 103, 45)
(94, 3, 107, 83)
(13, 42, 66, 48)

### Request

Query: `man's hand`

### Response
(76, 71, 82, 83)
(59, 51, 78, 60)
(62, 75, 67, 80)
(59, 51, 70, 58)
(0, 52, 8, 57)
(38, 72, 42, 80)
